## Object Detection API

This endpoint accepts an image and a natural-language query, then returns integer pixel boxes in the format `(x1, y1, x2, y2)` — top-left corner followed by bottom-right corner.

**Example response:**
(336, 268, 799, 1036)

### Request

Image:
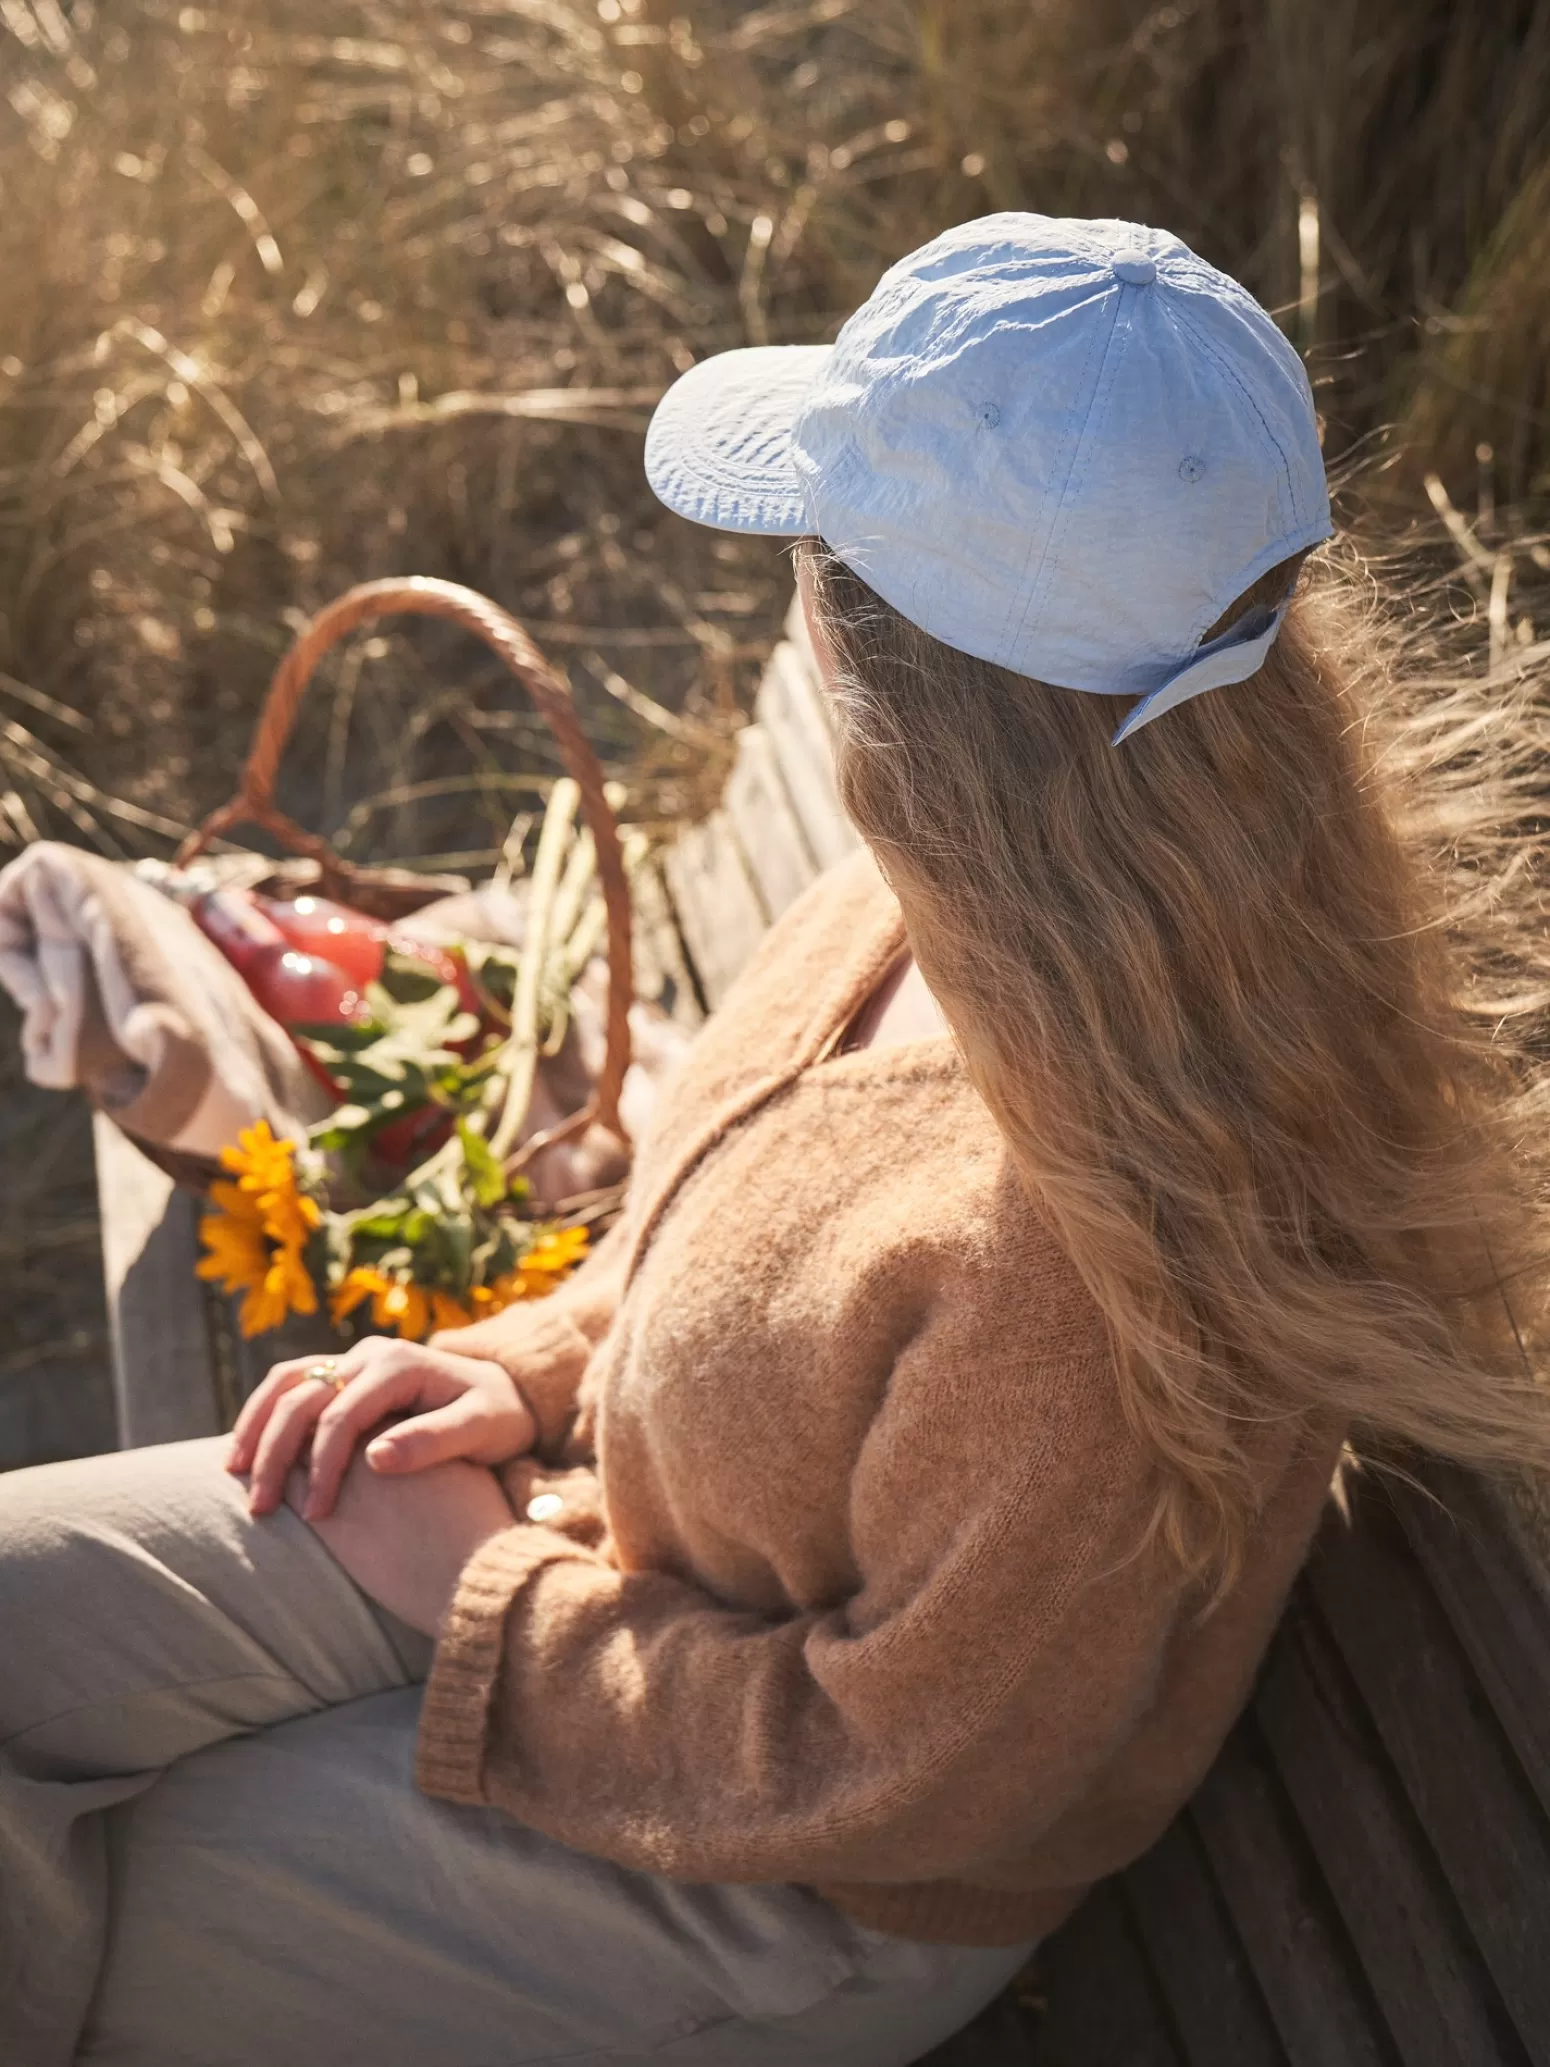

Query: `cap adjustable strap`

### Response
(1110, 602, 1286, 745)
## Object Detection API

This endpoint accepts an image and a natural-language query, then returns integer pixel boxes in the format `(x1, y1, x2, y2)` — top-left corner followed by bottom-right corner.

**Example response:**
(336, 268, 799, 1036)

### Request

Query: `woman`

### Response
(5, 214, 1550, 2067)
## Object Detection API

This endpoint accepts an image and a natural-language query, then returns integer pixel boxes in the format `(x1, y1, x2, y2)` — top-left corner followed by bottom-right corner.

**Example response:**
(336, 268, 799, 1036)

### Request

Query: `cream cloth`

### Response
(0, 842, 327, 1163)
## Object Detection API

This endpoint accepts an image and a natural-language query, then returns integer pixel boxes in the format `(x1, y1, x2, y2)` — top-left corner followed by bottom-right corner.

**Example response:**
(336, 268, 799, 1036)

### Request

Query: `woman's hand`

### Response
(287, 1454, 515, 1638)
(228, 1335, 536, 1521)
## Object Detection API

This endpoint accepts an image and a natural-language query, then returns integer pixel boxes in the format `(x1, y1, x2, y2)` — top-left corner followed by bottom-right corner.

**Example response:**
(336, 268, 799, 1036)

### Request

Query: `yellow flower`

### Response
(260, 1185, 322, 1250)
(430, 1290, 476, 1333)
(330, 1265, 385, 1324)
(198, 1123, 322, 1338)
(513, 1223, 590, 1295)
(218, 1122, 321, 1246)
(195, 1207, 270, 1296)
(330, 1266, 430, 1343)
(270, 1239, 319, 1313)
(469, 1225, 590, 1318)
(204, 1177, 262, 1227)
(219, 1119, 297, 1198)
(238, 1242, 320, 1338)
(324, 1226, 586, 1347)
(376, 1277, 430, 1341)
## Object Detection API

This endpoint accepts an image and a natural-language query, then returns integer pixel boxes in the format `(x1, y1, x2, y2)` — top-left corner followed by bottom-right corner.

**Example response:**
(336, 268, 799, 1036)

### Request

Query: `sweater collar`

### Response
(795, 854, 910, 1069)
(619, 857, 950, 1291)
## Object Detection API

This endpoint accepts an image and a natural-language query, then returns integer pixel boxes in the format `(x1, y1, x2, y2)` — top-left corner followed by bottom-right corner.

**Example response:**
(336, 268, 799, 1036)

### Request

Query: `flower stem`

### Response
(489, 777, 578, 1158)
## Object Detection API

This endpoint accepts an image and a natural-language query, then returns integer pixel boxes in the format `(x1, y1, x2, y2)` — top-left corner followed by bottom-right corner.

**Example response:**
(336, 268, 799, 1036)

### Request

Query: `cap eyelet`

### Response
(1111, 252, 1157, 287)
(1178, 454, 1206, 483)
(975, 401, 1001, 430)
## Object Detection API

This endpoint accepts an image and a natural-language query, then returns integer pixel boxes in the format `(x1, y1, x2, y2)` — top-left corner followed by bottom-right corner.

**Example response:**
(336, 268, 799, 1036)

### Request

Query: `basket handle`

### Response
(176, 577, 634, 1139)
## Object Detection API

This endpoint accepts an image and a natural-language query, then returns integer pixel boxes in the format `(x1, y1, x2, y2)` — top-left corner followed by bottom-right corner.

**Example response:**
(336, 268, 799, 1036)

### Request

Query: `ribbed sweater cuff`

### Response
(415, 1526, 580, 1804)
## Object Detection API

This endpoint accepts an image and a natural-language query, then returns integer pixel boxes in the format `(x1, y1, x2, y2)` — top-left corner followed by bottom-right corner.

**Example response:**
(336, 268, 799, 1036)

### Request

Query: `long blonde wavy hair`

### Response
(798, 534, 1550, 1591)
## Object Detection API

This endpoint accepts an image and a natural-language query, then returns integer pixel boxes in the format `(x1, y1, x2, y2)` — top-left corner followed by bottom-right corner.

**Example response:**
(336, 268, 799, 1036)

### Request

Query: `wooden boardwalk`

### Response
(94, 595, 1550, 2067)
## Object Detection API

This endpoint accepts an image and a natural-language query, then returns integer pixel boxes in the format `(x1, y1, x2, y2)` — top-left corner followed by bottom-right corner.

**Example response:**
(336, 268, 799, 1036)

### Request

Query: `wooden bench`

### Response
(94, 598, 1550, 2067)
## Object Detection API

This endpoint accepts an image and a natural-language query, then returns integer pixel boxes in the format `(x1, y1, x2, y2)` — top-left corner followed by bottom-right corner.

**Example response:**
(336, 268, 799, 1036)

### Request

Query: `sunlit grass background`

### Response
(4, 0, 1549, 1460)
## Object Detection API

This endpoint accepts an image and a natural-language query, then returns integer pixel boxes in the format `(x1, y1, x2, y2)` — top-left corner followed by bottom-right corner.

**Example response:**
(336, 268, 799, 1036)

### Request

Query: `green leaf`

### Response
(292, 1018, 387, 1055)
(361, 976, 478, 1048)
(465, 945, 517, 1017)
(457, 1119, 508, 1209)
(407, 1162, 458, 1216)
(441, 1212, 475, 1287)
(348, 1206, 414, 1241)
(376, 946, 452, 1004)
(480, 1218, 522, 1281)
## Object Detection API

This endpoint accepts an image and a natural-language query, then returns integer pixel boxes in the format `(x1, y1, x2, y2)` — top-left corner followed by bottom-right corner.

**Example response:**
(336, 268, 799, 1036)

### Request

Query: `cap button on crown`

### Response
(1111, 252, 1157, 287)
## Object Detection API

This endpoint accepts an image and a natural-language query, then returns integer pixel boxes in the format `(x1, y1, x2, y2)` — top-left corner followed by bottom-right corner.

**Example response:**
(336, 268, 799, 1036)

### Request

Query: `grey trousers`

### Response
(0, 1439, 1030, 2067)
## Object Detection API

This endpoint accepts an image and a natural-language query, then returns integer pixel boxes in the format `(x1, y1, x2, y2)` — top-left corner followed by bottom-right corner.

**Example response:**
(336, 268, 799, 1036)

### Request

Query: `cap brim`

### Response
(644, 345, 831, 536)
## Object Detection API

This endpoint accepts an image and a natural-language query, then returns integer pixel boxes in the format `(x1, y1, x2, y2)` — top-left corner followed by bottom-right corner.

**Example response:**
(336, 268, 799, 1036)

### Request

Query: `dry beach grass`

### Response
(2, 0, 1549, 1461)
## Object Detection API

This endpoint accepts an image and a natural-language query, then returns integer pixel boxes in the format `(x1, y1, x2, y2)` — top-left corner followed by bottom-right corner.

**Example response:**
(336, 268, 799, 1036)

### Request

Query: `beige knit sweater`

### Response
(417, 850, 1342, 1947)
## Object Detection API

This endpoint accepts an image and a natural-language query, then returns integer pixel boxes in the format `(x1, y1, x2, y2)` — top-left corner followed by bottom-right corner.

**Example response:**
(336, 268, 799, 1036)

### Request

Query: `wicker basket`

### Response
(175, 575, 634, 1145)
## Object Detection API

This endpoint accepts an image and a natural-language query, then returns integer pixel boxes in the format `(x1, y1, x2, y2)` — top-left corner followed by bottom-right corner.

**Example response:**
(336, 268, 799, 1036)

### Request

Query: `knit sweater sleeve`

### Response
(425, 1219, 629, 1451)
(416, 1288, 1204, 1891)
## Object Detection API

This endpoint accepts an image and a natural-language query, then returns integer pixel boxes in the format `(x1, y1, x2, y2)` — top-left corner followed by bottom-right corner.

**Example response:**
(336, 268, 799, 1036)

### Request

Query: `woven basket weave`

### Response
(175, 576, 634, 1141)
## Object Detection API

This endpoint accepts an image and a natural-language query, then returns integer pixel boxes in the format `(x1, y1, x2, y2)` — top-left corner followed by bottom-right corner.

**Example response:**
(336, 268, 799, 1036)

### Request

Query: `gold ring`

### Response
(303, 1358, 345, 1394)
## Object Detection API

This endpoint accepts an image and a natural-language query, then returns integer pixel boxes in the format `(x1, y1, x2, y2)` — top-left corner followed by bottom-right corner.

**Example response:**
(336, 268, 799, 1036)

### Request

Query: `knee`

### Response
(0, 1438, 239, 1576)
(0, 1457, 104, 1617)
(0, 1454, 81, 1553)
(280, 1442, 372, 1520)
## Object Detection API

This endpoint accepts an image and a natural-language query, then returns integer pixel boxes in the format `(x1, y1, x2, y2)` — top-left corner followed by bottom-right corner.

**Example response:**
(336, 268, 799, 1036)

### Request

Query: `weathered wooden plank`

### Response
(782, 586, 825, 711)
(1307, 1497, 1550, 2060)
(724, 722, 820, 921)
(95, 1113, 339, 1435)
(1488, 1470, 1550, 1589)
(93, 1113, 219, 1446)
(1254, 1589, 1526, 2067)
(754, 640, 857, 872)
(662, 810, 770, 1010)
(227, 1303, 338, 1417)
(1032, 1883, 1183, 2067)
(628, 854, 705, 1029)
(1393, 1461, 1550, 1824)
(1191, 1724, 1397, 2067)
(1122, 1815, 1287, 2067)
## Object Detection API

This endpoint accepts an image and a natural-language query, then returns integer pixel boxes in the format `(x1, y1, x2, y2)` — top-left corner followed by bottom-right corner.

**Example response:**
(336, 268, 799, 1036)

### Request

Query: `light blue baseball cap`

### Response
(645, 213, 1332, 743)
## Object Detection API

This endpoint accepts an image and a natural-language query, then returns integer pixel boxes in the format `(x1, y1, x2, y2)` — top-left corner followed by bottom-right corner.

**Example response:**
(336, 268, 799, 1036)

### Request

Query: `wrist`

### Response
(506, 1375, 539, 1456)
(466, 1356, 539, 1458)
